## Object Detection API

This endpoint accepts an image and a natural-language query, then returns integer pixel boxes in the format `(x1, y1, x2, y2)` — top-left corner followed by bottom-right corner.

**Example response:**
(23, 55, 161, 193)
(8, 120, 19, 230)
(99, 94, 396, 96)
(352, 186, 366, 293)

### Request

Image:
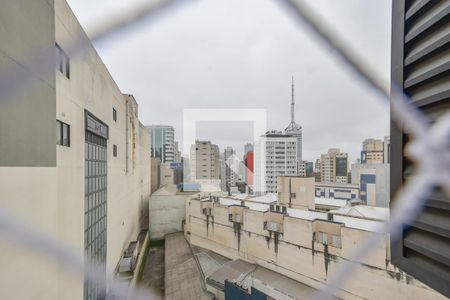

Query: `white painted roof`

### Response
(219, 198, 241, 206)
(314, 197, 347, 207)
(214, 197, 385, 232)
(333, 215, 384, 232)
(248, 193, 278, 204)
(231, 193, 249, 200)
(331, 205, 389, 221)
(286, 208, 327, 221)
(245, 202, 270, 212)
(152, 184, 178, 195)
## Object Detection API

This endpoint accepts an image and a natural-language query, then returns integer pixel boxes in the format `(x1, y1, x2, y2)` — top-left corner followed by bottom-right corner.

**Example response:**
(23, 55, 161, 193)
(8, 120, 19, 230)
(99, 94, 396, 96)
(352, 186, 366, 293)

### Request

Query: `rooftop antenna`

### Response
(291, 76, 295, 123)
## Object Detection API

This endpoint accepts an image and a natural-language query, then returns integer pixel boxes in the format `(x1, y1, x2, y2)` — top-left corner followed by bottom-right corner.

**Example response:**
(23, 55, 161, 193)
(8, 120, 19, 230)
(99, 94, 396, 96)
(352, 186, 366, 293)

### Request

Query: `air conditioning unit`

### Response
(229, 213, 242, 223)
(118, 240, 139, 273)
(266, 221, 281, 232)
(202, 208, 212, 216)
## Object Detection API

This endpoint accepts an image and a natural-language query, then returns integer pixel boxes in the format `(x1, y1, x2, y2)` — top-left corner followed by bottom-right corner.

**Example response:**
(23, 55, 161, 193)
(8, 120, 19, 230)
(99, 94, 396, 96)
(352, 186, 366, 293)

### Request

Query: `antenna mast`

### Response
(291, 76, 295, 123)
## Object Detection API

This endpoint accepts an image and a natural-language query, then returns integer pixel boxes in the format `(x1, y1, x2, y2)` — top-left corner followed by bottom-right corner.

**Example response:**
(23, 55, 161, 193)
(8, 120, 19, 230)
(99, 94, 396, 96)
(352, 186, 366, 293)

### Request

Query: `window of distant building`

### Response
(56, 120, 70, 147)
(331, 235, 342, 248)
(55, 43, 70, 79)
(113, 144, 117, 157)
(316, 232, 328, 244)
(113, 108, 117, 122)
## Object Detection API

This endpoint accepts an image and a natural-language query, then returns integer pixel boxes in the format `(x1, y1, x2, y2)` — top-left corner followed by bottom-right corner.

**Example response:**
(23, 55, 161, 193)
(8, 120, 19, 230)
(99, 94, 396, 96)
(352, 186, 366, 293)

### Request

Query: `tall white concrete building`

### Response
(320, 148, 348, 184)
(146, 125, 177, 163)
(0, 1, 151, 299)
(254, 131, 298, 195)
(190, 141, 220, 181)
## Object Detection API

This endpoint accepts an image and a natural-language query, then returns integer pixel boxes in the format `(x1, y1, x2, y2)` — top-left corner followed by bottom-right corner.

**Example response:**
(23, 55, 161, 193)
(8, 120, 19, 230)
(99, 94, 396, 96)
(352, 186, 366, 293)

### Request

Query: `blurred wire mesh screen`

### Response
(0, 0, 448, 299)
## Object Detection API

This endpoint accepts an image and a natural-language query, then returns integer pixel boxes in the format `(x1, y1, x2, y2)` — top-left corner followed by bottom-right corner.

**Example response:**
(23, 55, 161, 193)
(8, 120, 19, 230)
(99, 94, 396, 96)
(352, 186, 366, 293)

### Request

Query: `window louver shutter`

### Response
(391, 0, 450, 297)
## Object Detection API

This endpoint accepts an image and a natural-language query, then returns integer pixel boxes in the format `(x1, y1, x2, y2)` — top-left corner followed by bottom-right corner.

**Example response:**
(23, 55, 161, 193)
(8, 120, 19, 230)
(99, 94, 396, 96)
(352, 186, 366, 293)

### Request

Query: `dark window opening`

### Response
(113, 144, 117, 157)
(55, 43, 70, 79)
(113, 108, 117, 122)
(56, 120, 70, 147)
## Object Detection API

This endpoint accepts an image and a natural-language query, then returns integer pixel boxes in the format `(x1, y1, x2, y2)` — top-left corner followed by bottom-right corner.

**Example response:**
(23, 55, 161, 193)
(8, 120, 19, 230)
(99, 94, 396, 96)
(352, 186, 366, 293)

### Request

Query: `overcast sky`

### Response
(67, 0, 391, 163)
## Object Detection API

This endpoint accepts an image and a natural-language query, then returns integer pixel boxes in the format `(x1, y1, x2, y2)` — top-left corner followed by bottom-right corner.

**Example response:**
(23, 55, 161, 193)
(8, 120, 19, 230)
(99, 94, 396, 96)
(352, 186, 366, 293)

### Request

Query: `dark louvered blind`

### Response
(391, 0, 450, 298)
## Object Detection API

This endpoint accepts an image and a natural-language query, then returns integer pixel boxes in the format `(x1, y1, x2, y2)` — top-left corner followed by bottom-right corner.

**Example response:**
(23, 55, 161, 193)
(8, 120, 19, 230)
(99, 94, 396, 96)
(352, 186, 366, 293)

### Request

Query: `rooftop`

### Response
(331, 205, 390, 221)
(200, 195, 386, 232)
(315, 197, 348, 208)
(206, 259, 317, 299)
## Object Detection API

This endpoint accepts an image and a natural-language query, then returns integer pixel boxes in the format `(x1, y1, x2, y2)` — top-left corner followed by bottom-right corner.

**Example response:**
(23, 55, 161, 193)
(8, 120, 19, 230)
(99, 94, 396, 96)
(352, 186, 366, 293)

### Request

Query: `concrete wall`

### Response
(0, 0, 56, 166)
(0, 1, 151, 299)
(186, 198, 447, 300)
(150, 157, 161, 193)
(160, 163, 174, 186)
(0, 1, 59, 299)
(277, 176, 315, 210)
(351, 163, 390, 207)
(149, 187, 195, 239)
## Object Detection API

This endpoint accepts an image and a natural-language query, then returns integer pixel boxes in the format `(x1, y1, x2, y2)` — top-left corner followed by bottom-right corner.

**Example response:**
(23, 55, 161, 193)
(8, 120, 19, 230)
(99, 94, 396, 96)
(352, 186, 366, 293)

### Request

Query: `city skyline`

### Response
(66, 0, 391, 164)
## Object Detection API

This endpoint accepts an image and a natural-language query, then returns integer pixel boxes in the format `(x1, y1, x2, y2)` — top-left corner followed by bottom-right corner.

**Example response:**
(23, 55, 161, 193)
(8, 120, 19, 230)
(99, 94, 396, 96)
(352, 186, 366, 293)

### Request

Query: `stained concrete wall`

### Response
(186, 198, 447, 300)
(149, 186, 197, 239)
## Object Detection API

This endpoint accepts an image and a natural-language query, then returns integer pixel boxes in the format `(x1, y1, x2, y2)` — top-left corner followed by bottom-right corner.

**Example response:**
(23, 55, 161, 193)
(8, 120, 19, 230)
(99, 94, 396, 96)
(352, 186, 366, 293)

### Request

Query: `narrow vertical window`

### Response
(56, 121, 62, 145)
(56, 120, 70, 147)
(62, 123, 70, 146)
(55, 43, 70, 79)
(112, 108, 117, 122)
(113, 144, 117, 157)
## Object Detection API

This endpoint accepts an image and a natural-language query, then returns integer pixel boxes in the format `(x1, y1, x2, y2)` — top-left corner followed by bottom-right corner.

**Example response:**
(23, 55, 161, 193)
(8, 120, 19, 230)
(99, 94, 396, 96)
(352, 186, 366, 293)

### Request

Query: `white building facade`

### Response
(254, 132, 298, 195)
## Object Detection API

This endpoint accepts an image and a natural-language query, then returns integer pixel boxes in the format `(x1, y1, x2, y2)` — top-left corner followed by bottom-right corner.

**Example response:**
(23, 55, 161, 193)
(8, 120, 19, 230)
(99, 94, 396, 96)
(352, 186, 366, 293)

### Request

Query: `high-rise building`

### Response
(351, 163, 389, 207)
(254, 131, 298, 195)
(146, 125, 176, 163)
(284, 77, 302, 161)
(174, 141, 181, 163)
(314, 159, 321, 173)
(243, 143, 254, 187)
(0, 2, 151, 299)
(314, 158, 322, 182)
(297, 160, 314, 177)
(306, 161, 314, 176)
(190, 141, 220, 181)
(361, 138, 384, 164)
(320, 148, 348, 184)
(383, 136, 390, 164)
(297, 160, 307, 177)
(221, 146, 239, 192)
